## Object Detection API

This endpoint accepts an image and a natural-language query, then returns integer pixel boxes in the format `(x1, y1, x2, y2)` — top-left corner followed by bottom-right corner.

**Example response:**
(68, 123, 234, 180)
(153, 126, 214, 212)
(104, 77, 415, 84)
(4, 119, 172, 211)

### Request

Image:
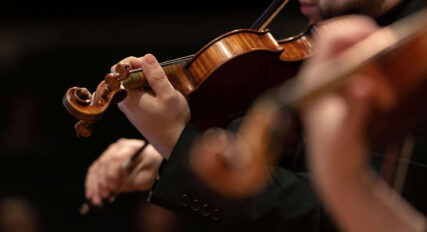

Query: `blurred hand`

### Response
(85, 138, 163, 206)
(113, 54, 190, 159)
(300, 15, 379, 187)
(300, 15, 425, 232)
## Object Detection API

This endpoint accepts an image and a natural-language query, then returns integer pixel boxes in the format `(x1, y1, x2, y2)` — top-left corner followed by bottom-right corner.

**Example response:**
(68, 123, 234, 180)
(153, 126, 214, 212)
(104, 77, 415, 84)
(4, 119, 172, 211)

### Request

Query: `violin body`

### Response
(186, 28, 314, 128)
(63, 27, 315, 137)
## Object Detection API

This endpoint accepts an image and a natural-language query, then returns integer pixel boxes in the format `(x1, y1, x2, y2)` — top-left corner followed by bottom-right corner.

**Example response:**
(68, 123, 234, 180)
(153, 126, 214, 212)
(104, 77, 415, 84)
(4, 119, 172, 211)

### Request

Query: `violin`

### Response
(62, 0, 315, 137)
(188, 8, 427, 197)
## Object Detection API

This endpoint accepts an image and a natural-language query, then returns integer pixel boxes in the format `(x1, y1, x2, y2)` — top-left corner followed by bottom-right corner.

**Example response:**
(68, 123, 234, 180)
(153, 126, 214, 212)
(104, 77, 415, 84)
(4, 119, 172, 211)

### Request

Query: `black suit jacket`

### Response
(149, 123, 337, 232)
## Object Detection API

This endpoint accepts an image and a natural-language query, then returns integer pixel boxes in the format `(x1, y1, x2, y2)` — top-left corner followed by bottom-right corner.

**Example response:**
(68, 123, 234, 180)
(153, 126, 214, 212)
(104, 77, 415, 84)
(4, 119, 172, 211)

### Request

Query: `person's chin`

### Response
(300, 2, 321, 22)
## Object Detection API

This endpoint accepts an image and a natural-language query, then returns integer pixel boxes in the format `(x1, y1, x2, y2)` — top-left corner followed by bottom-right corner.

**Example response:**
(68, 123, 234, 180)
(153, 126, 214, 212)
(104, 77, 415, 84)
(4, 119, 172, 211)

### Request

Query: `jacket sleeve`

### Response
(148, 123, 337, 232)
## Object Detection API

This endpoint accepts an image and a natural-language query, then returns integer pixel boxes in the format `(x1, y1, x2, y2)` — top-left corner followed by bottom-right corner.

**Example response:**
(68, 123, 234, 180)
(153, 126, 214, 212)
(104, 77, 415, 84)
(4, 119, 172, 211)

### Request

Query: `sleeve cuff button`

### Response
(179, 194, 190, 207)
(211, 208, 222, 221)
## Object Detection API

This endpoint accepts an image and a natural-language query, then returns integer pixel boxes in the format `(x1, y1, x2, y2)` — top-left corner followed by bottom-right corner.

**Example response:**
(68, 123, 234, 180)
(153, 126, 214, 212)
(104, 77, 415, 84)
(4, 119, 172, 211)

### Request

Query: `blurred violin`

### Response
(189, 8, 427, 197)
(63, 0, 316, 137)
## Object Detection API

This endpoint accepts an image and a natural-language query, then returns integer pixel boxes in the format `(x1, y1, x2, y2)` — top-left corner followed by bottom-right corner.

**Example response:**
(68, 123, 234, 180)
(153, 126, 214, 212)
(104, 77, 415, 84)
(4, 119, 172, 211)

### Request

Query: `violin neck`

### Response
(129, 54, 194, 73)
(123, 55, 194, 89)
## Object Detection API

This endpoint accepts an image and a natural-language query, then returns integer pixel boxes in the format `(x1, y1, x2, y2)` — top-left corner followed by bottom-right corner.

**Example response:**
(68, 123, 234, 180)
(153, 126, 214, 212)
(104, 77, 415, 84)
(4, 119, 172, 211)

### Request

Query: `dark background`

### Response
(0, 1, 308, 232)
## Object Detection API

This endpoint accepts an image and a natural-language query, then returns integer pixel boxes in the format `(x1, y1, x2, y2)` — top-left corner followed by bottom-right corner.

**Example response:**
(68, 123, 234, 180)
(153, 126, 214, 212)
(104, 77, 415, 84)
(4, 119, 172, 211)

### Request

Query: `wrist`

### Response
(148, 123, 187, 160)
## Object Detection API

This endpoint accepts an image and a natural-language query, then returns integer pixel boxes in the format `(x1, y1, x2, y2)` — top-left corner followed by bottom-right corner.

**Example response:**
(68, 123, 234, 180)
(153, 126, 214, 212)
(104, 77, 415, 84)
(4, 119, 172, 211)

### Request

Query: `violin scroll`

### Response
(63, 63, 132, 137)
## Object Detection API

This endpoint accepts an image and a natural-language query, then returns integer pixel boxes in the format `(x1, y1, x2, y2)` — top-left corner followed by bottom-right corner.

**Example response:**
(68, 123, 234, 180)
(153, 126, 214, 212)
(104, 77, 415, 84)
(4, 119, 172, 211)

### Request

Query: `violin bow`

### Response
(250, 0, 290, 31)
(80, 142, 150, 215)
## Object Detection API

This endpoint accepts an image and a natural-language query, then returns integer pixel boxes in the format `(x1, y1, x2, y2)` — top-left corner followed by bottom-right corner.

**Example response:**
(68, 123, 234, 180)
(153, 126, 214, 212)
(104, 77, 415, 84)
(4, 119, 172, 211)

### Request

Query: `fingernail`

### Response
(144, 54, 157, 65)
(93, 196, 102, 206)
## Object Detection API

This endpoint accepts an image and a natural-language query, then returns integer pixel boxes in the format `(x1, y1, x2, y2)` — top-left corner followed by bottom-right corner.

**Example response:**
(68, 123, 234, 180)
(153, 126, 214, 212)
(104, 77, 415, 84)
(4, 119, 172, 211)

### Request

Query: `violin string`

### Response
(393, 135, 415, 194)
(127, 54, 194, 75)
(159, 54, 194, 66)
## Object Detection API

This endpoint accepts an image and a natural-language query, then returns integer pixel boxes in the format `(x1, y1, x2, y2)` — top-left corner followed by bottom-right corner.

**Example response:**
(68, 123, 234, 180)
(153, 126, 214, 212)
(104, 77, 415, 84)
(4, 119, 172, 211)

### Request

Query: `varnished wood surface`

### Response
(278, 25, 315, 61)
(188, 29, 283, 88)
(279, 34, 314, 61)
